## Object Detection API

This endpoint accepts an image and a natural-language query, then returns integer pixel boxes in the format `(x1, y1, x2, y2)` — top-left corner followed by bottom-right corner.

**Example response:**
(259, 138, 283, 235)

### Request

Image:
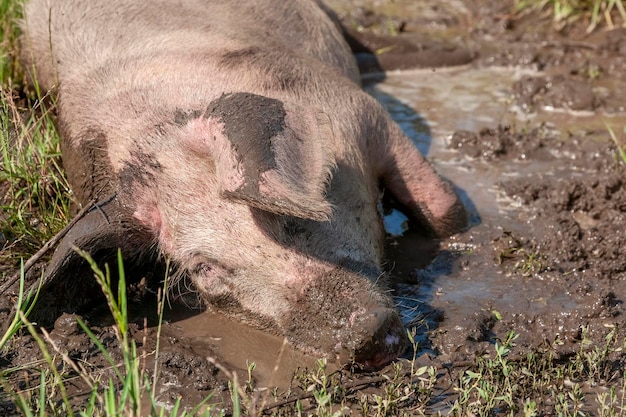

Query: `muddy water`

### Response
(372, 66, 626, 356)
(162, 305, 324, 389)
(371, 67, 540, 332)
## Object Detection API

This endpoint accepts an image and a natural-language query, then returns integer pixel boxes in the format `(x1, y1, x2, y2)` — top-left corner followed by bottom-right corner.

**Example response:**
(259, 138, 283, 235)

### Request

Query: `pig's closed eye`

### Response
(193, 263, 213, 276)
(190, 259, 233, 278)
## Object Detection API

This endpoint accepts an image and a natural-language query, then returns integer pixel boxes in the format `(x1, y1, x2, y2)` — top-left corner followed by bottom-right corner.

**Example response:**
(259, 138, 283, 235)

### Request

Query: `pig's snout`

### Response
(282, 268, 407, 369)
(352, 307, 407, 369)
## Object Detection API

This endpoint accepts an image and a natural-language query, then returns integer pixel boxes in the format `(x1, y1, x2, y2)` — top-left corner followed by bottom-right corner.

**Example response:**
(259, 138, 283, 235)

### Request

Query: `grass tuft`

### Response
(0, 260, 39, 350)
(605, 122, 626, 165)
(0, 87, 72, 261)
(0, 0, 24, 87)
(514, 0, 626, 31)
(1, 0, 71, 263)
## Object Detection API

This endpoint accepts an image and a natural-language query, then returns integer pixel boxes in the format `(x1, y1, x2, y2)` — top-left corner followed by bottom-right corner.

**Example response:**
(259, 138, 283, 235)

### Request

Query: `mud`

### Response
(2, 0, 626, 415)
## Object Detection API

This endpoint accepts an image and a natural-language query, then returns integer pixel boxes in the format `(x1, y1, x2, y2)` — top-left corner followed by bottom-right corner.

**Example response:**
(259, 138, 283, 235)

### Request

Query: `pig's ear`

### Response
(29, 196, 153, 325)
(377, 123, 468, 238)
(189, 93, 335, 221)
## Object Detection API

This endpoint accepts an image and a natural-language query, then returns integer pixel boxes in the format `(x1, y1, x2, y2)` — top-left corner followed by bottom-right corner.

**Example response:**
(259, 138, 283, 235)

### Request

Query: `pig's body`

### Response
(21, 0, 467, 368)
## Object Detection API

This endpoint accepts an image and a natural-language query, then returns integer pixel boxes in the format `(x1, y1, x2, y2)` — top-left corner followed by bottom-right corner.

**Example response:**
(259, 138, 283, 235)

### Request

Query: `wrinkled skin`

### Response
(20, 0, 467, 368)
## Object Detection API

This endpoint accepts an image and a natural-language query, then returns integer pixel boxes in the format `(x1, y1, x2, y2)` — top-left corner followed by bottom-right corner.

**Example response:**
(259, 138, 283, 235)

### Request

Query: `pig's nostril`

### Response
(353, 308, 407, 370)
(384, 330, 402, 347)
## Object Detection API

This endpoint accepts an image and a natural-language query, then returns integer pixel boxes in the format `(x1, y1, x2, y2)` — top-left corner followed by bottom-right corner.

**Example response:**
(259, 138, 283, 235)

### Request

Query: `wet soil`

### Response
(2, 0, 626, 415)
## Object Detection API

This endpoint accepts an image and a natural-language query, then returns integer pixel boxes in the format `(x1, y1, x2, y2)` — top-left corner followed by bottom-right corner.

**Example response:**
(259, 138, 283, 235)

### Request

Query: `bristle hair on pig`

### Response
(20, 0, 467, 368)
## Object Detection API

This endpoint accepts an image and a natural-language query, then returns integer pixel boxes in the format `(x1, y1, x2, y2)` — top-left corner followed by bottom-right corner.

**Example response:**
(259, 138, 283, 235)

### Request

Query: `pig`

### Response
(20, 0, 467, 368)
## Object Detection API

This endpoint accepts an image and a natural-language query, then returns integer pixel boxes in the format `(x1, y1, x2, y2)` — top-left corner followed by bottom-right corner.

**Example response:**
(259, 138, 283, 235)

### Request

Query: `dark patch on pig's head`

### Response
(196, 92, 333, 220)
(205, 92, 286, 189)
(119, 148, 164, 192)
(174, 108, 203, 127)
(58, 126, 115, 207)
(220, 46, 261, 63)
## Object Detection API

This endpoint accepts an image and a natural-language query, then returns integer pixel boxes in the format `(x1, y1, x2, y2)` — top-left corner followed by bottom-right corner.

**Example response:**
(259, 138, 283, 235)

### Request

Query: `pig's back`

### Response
(21, 0, 359, 90)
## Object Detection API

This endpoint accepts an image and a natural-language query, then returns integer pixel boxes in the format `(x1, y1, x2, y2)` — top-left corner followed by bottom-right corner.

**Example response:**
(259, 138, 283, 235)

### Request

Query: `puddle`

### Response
(368, 66, 626, 355)
(369, 67, 536, 330)
(162, 305, 323, 389)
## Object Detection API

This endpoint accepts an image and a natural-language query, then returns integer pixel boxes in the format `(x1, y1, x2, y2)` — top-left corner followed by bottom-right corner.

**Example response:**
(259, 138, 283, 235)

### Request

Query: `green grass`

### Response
(605, 122, 626, 165)
(0, 88, 72, 260)
(515, 0, 626, 31)
(451, 327, 626, 416)
(0, 0, 24, 86)
(0, 260, 39, 351)
(1, 0, 72, 262)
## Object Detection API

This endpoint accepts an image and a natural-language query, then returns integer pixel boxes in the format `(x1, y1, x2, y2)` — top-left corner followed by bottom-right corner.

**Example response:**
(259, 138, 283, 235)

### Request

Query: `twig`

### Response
(0, 201, 95, 295)
(260, 371, 395, 413)
(540, 40, 599, 50)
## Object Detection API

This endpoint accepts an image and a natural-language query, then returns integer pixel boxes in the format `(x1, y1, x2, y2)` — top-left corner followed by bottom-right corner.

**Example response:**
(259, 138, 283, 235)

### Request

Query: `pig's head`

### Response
(38, 91, 466, 369)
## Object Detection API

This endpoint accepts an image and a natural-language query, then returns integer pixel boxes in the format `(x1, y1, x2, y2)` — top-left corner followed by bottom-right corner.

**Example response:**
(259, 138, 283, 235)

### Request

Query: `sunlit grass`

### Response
(449, 325, 626, 416)
(1, 0, 71, 263)
(0, 88, 72, 260)
(0, 0, 24, 86)
(605, 122, 626, 165)
(515, 0, 626, 31)
(0, 261, 39, 351)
